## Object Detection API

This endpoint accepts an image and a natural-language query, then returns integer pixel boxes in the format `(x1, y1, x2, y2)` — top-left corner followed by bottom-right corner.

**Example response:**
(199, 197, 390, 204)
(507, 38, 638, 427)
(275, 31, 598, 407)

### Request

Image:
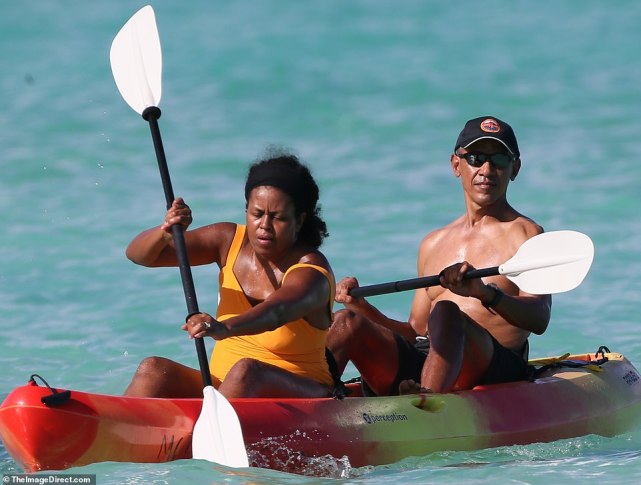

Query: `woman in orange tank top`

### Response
(124, 151, 336, 399)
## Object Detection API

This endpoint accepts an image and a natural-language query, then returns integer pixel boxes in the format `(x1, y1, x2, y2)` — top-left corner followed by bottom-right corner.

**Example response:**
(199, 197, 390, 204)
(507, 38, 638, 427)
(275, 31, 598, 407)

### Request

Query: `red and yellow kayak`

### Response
(2, 350, 641, 473)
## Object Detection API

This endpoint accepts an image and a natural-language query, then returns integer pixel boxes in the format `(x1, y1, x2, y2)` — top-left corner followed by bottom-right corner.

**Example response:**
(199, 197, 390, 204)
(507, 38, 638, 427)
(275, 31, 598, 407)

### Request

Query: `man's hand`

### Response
(335, 276, 369, 311)
(438, 261, 493, 303)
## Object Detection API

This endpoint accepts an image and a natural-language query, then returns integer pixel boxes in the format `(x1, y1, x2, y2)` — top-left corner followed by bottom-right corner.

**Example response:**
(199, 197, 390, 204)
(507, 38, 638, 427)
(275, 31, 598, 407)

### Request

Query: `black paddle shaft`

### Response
(142, 106, 212, 387)
(349, 266, 500, 298)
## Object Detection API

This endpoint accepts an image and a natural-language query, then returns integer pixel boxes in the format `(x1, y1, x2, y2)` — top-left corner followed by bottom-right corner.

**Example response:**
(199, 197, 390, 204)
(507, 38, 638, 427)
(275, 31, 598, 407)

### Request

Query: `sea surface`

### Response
(2, 1, 641, 483)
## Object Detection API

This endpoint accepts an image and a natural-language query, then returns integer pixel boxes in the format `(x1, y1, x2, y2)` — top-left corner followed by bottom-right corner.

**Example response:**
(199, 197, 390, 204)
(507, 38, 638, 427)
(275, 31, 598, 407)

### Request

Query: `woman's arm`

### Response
(126, 197, 232, 267)
(185, 264, 332, 339)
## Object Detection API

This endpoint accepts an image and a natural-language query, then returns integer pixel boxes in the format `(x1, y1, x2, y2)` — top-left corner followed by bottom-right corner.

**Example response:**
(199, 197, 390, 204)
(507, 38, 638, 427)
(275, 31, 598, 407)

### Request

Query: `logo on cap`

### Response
(480, 118, 500, 133)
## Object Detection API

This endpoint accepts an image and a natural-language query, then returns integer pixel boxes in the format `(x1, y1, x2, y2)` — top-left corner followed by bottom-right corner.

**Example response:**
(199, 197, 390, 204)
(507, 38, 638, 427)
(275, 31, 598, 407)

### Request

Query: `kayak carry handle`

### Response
(29, 374, 72, 407)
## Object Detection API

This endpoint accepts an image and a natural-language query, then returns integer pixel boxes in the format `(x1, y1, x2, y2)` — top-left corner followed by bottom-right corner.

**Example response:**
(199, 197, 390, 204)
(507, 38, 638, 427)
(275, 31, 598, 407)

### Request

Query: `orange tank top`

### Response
(210, 225, 334, 387)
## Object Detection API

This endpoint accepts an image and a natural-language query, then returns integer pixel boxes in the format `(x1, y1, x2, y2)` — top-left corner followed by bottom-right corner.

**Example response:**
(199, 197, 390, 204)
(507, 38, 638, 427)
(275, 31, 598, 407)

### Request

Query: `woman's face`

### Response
(245, 185, 305, 260)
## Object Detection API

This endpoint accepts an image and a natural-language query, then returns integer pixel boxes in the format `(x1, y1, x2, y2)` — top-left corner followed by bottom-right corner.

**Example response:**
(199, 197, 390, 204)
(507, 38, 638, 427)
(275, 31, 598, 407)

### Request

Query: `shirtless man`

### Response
(327, 116, 551, 395)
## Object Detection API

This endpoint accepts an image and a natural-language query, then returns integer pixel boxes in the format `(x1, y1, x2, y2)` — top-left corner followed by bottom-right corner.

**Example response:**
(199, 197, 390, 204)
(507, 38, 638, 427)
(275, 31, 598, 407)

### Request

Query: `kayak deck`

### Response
(1, 351, 641, 473)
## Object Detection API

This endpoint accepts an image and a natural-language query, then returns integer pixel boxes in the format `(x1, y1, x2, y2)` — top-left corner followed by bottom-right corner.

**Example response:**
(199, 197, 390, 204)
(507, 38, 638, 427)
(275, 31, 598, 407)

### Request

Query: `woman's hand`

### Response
(161, 197, 193, 234)
(183, 312, 230, 340)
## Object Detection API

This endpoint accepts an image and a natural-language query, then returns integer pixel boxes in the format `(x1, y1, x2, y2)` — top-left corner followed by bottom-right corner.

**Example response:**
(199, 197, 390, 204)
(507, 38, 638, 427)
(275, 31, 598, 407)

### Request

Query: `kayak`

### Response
(1, 349, 641, 474)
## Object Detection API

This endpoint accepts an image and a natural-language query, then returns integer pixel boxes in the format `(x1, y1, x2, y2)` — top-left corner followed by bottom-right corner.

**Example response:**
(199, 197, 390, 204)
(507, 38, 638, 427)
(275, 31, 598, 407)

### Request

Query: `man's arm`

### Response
(477, 281, 551, 335)
(335, 276, 420, 341)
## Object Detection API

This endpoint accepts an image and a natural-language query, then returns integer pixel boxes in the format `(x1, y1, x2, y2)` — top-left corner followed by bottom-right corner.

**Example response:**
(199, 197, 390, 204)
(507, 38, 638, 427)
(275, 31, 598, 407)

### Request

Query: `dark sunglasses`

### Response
(456, 152, 516, 169)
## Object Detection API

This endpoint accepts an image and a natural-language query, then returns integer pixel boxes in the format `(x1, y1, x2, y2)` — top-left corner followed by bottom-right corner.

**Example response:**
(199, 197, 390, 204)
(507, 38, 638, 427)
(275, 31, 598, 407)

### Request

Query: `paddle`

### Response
(349, 230, 594, 298)
(110, 5, 249, 468)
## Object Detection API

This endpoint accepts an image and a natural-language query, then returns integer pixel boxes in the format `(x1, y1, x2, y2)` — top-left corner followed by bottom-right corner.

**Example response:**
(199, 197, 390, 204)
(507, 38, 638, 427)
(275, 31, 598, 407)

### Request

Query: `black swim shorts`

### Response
(362, 333, 530, 395)
(479, 337, 532, 385)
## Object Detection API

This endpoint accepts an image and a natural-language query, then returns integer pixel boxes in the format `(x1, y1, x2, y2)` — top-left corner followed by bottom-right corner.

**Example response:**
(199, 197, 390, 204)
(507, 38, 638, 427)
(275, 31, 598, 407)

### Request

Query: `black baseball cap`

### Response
(454, 116, 520, 157)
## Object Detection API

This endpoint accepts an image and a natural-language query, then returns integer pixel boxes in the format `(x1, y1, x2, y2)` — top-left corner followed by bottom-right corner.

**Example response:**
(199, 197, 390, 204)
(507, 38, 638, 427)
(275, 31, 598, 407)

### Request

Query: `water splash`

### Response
(247, 431, 354, 478)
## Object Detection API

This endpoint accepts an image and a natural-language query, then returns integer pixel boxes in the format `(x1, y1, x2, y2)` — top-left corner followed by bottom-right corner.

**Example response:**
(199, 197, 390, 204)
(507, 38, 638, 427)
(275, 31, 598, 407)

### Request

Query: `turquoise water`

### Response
(2, 0, 641, 483)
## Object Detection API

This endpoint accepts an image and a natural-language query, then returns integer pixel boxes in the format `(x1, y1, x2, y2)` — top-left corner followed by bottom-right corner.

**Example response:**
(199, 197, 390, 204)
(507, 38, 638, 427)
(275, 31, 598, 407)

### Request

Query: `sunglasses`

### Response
(456, 152, 516, 169)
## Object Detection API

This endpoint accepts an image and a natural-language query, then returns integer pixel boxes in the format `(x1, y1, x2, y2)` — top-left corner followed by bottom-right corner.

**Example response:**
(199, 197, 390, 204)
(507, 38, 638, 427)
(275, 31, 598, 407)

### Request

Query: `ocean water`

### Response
(2, 0, 641, 483)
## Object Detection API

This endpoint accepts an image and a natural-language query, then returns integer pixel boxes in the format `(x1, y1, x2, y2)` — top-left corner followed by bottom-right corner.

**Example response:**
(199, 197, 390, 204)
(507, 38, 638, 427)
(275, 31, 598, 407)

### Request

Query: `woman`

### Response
(124, 152, 336, 399)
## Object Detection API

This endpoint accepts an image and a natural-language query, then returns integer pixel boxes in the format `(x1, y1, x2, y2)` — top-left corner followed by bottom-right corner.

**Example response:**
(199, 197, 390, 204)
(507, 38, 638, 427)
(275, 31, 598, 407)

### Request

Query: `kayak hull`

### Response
(2, 352, 641, 472)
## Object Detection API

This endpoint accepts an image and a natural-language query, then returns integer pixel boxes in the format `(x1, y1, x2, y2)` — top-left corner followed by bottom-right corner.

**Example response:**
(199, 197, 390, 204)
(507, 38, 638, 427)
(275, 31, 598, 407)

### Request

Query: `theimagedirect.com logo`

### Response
(2, 475, 96, 485)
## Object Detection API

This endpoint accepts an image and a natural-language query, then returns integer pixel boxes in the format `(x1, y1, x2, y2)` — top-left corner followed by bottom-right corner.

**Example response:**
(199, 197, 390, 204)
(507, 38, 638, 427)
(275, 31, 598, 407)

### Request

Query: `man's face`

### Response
(451, 139, 521, 206)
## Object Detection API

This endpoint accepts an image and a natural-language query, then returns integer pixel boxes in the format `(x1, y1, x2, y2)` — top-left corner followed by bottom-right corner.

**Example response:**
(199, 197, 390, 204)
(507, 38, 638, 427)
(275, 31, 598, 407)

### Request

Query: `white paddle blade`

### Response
(110, 5, 162, 114)
(500, 230, 594, 294)
(192, 386, 249, 468)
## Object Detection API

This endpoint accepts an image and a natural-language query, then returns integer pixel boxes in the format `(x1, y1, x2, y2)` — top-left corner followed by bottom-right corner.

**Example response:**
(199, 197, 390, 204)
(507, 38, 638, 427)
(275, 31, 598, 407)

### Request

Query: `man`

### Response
(327, 116, 551, 395)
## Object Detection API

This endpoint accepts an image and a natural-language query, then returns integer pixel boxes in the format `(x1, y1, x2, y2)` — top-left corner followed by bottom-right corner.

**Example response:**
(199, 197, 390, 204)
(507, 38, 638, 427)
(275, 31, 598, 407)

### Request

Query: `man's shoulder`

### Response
(419, 219, 464, 252)
(507, 214, 544, 240)
(421, 222, 453, 243)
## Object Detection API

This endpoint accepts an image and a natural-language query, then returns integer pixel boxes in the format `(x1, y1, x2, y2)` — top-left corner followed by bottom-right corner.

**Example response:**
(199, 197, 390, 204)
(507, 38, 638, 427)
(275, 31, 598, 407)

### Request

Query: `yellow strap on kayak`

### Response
(531, 352, 605, 376)
(530, 353, 571, 366)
